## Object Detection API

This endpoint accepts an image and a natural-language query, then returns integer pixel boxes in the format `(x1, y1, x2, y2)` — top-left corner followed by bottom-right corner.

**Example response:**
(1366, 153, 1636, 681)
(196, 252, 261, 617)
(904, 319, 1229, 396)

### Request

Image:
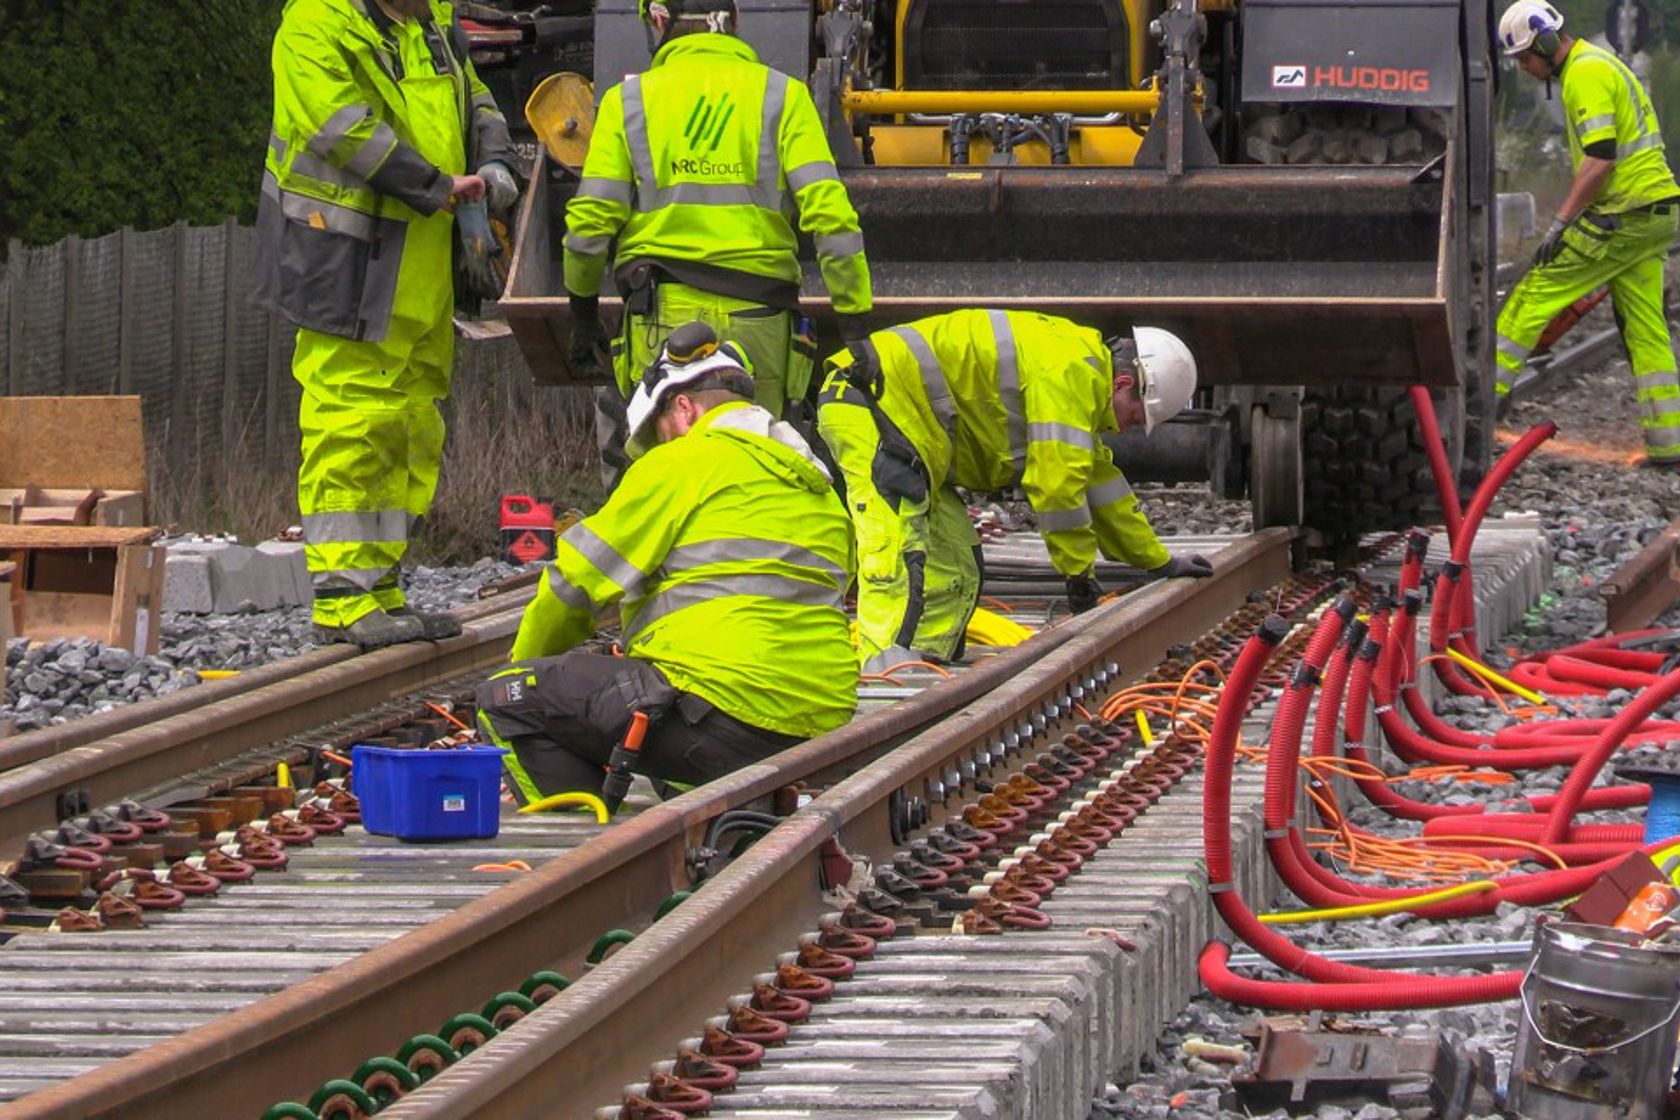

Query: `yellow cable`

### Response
(965, 607, 1033, 648)
(1259, 879, 1498, 924)
(518, 790, 610, 823)
(1135, 710, 1154, 745)
(198, 669, 240, 680)
(1445, 647, 1547, 705)
(276, 763, 293, 790)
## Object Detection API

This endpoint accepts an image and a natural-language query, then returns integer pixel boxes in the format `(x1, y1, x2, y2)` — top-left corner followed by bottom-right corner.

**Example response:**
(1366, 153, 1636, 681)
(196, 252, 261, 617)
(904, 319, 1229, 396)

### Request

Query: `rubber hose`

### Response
(1198, 941, 1521, 1011)
(1204, 622, 1527, 990)
(1409, 386, 1465, 544)
(1543, 663, 1680, 844)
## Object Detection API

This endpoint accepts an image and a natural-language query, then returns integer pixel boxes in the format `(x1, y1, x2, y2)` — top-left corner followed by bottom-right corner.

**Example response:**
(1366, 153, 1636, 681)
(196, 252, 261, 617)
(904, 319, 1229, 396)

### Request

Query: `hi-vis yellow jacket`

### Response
(511, 401, 858, 737)
(563, 34, 871, 315)
(833, 310, 1172, 577)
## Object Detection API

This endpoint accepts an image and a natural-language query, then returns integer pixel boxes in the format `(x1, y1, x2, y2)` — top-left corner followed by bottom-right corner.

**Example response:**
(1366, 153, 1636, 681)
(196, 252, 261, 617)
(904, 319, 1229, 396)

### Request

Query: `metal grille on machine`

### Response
(901, 0, 1129, 90)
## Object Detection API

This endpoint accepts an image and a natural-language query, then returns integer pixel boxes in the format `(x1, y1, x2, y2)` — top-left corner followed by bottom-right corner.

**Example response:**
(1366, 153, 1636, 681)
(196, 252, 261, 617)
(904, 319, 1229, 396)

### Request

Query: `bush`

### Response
(0, 2, 282, 251)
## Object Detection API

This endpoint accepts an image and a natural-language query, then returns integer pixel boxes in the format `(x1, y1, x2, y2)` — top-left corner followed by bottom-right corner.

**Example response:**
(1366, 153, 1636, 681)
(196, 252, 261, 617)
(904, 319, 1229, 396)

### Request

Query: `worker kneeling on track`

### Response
(476, 322, 858, 802)
(818, 310, 1211, 675)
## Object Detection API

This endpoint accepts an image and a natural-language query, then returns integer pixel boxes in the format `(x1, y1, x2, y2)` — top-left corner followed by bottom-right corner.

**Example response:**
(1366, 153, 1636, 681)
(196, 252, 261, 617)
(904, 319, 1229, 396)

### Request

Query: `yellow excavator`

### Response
(503, 0, 1497, 539)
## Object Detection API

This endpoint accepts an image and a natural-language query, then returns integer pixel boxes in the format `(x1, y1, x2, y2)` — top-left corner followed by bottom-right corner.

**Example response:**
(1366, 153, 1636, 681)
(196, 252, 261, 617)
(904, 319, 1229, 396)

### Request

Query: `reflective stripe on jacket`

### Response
(510, 401, 858, 738)
(252, 0, 514, 340)
(563, 34, 871, 315)
(1561, 40, 1678, 213)
(842, 310, 1170, 577)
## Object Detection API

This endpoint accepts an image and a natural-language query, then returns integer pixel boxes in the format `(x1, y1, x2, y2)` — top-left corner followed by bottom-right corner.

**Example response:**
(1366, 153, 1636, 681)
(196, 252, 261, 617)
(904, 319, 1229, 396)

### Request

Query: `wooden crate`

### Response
(0, 396, 149, 528)
(2, 525, 165, 655)
(0, 560, 14, 644)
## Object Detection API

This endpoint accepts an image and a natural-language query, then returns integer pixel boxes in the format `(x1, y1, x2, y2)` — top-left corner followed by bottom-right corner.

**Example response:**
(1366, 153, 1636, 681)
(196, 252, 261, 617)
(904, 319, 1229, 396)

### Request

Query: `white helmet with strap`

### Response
(1113, 326, 1197, 434)
(625, 321, 754, 458)
(1498, 0, 1564, 56)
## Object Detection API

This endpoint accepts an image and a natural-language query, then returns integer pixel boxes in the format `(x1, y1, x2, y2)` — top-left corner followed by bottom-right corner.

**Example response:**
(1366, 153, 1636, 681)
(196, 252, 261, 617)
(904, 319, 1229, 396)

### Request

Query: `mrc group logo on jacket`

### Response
(671, 93, 748, 177)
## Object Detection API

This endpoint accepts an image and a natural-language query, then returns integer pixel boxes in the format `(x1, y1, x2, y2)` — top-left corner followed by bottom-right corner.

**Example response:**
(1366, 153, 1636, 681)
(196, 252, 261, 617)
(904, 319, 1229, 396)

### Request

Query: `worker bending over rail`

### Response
(1494, 0, 1680, 465)
(254, 0, 521, 648)
(477, 322, 857, 801)
(818, 310, 1211, 675)
(562, 0, 873, 486)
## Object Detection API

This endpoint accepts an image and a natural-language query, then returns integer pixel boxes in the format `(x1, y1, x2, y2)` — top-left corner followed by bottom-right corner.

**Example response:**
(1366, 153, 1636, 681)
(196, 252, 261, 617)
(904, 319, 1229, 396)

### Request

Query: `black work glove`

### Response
(844, 341, 883, 399)
(569, 294, 605, 376)
(1533, 218, 1569, 269)
(836, 312, 871, 349)
(1151, 554, 1215, 580)
(1066, 573, 1104, 615)
(835, 312, 881, 397)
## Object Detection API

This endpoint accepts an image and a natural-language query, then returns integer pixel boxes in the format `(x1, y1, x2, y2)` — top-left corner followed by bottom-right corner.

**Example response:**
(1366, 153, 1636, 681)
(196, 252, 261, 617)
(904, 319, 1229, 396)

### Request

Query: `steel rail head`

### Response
(373, 529, 1298, 1120)
(10, 531, 1296, 1120)
(0, 598, 532, 860)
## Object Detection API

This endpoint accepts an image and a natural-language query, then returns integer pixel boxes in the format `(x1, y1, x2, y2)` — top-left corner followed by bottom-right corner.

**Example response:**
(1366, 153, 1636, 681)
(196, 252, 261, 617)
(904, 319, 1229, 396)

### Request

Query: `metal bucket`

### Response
(1509, 921, 1680, 1120)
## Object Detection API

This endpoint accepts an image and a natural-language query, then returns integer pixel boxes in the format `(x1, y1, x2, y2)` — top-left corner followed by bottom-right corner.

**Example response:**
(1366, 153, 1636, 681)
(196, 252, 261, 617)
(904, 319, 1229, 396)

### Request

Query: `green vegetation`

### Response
(0, 2, 283, 251)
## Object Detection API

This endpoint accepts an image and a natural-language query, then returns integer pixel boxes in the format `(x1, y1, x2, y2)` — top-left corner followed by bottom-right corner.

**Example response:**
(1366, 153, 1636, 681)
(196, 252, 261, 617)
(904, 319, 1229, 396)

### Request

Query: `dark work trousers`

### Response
(474, 651, 801, 796)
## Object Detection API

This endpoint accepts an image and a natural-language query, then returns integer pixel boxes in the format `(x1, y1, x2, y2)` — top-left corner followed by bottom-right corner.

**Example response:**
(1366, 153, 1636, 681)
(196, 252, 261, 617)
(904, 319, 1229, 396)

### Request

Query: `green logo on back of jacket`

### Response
(673, 94, 748, 177)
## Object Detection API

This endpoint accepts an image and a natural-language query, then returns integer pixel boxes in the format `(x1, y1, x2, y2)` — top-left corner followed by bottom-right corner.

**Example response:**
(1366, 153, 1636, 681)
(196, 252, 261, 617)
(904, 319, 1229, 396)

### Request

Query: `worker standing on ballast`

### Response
(818, 309, 1213, 674)
(255, 0, 522, 648)
(562, 0, 874, 486)
(476, 322, 857, 802)
(1494, 0, 1680, 466)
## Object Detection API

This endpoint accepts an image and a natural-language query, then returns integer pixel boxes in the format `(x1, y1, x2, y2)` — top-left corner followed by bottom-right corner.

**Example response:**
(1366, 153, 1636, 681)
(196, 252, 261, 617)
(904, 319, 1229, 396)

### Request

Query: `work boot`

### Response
(389, 606, 464, 640)
(314, 608, 425, 651)
(1638, 454, 1680, 469)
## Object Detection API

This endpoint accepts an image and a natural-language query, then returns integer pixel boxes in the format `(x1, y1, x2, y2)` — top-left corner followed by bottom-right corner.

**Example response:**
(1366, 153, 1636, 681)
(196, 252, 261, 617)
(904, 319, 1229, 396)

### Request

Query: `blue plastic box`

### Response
(353, 744, 508, 841)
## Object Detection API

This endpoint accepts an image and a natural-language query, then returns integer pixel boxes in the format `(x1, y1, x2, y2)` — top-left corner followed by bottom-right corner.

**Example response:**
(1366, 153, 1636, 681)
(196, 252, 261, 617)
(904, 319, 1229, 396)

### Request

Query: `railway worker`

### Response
(254, 0, 522, 648)
(1495, 0, 1680, 466)
(818, 310, 1210, 674)
(562, 0, 874, 487)
(475, 322, 857, 802)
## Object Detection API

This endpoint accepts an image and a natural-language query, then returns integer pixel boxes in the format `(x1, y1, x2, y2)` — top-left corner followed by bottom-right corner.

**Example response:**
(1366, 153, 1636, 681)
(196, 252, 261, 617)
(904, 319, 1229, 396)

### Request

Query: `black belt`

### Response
(1628, 198, 1680, 215)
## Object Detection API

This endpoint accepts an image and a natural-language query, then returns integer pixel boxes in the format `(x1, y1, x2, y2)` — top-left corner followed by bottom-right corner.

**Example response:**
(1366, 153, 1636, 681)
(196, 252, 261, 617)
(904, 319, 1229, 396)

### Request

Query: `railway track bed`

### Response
(0, 520, 1553, 1120)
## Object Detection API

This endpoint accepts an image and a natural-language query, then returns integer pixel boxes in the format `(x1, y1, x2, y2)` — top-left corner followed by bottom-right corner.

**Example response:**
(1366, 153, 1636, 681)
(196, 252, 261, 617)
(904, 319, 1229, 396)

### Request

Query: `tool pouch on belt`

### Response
(609, 263, 660, 393)
(872, 418, 929, 511)
(1562, 212, 1620, 263)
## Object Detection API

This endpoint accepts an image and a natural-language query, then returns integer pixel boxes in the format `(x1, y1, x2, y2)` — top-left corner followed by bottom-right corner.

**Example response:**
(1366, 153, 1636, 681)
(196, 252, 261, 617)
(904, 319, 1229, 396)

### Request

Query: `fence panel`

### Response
(0, 223, 550, 525)
(11, 240, 67, 396)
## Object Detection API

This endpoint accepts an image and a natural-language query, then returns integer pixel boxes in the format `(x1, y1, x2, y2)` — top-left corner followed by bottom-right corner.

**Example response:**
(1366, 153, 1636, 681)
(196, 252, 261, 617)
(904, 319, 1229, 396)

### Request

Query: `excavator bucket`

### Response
(503, 152, 1462, 389)
(821, 157, 1462, 388)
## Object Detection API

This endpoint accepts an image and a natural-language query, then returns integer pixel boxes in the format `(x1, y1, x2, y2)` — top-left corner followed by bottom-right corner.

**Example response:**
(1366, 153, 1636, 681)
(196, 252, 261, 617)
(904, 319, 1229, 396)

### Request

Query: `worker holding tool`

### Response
(562, 0, 874, 487)
(254, 0, 521, 649)
(1494, 0, 1680, 466)
(818, 310, 1209, 673)
(475, 322, 857, 804)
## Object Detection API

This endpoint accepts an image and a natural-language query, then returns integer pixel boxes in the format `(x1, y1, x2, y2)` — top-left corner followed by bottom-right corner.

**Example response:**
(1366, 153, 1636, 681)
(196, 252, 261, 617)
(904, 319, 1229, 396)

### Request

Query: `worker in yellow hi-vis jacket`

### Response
(254, 0, 519, 648)
(819, 310, 1210, 674)
(1494, 0, 1680, 465)
(477, 323, 856, 802)
(562, 0, 873, 486)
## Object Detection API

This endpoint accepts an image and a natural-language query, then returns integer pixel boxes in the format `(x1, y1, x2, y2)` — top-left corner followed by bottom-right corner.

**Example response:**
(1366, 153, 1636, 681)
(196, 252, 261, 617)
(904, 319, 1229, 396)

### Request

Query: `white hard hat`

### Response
(1497, 0, 1563, 55)
(1130, 326, 1197, 434)
(625, 322, 754, 458)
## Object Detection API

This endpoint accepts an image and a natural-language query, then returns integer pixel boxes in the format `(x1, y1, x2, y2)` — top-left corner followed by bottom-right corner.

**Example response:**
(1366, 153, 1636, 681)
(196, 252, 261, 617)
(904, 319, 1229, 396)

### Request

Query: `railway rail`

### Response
(0, 528, 1305, 1119)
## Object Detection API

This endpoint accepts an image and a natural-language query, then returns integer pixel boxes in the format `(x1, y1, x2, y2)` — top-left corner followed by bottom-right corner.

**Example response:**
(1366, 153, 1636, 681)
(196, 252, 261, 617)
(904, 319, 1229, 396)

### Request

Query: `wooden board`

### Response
(0, 396, 146, 491)
(0, 560, 14, 644)
(0, 524, 160, 550)
(6, 542, 163, 655)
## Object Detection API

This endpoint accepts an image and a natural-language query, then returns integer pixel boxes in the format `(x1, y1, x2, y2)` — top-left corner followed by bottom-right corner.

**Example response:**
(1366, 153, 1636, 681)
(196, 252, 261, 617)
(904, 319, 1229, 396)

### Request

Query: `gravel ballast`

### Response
(1090, 352, 1679, 1118)
(2, 559, 525, 733)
